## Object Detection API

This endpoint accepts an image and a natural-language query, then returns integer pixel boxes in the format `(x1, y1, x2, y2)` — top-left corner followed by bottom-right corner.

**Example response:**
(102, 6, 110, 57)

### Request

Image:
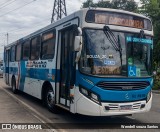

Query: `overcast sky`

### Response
(0, 0, 140, 59)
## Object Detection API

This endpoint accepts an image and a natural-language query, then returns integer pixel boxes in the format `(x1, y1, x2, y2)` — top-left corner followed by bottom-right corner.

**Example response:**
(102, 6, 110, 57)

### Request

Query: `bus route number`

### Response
(93, 66, 121, 75)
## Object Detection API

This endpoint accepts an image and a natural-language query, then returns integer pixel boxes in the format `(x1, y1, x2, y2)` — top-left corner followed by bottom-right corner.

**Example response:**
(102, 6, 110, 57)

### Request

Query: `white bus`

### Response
(4, 8, 153, 116)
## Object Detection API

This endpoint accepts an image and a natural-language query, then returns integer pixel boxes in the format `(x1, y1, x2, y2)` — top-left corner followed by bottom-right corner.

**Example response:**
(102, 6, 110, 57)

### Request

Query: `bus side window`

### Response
(22, 40, 30, 60)
(16, 44, 22, 61)
(30, 36, 40, 60)
(10, 46, 15, 62)
(41, 30, 56, 59)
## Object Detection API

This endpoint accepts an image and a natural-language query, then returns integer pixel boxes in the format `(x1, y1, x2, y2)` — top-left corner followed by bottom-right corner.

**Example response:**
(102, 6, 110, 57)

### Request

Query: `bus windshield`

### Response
(79, 29, 153, 77)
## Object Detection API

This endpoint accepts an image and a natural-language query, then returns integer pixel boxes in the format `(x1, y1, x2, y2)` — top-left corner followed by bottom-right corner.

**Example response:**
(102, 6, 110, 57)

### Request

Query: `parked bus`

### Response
(4, 8, 153, 116)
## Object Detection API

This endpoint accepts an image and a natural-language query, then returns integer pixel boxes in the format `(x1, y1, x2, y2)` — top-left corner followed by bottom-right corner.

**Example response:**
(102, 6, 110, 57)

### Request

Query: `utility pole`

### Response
(51, 0, 67, 23)
(5, 33, 8, 45)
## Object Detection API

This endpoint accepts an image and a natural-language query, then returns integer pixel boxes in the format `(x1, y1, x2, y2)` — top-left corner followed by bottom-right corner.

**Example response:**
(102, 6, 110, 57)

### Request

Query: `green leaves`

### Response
(112, 0, 138, 12)
(82, 0, 138, 12)
(82, 0, 94, 8)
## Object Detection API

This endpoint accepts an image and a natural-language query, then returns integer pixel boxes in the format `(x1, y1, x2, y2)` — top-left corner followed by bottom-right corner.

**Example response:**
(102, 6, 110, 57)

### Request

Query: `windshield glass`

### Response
(79, 29, 153, 77)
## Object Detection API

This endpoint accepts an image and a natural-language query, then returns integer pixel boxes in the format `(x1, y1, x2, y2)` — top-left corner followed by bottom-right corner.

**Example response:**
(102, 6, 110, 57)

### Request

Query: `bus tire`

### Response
(45, 86, 58, 113)
(12, 77, 18, 94)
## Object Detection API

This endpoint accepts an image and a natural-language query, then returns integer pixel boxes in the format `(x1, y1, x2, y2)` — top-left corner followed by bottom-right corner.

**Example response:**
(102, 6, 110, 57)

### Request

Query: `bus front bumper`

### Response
(76, 93, 152, 116)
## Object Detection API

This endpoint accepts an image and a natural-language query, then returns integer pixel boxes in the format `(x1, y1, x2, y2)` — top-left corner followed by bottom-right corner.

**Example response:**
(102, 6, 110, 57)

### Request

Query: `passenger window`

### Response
(16, 44, 21, 61)
(10, 46, 15, 62)
(22, 40, 30, 60)
(31, 36, 40, 60)
(41, 30, 56, 59)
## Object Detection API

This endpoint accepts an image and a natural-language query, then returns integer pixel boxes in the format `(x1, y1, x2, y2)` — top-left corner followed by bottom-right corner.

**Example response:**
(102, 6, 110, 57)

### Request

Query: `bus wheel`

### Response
(12, 78, 18, 94)
(45, 87, 58, 113)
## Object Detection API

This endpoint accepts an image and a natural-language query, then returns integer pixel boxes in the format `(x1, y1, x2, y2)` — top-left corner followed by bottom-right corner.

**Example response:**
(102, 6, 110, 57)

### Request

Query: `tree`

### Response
(82, 0, 138, 12)
(82, 0, 94, 8)
(112, 0, 138, 12)
(96, 1, 112, 8)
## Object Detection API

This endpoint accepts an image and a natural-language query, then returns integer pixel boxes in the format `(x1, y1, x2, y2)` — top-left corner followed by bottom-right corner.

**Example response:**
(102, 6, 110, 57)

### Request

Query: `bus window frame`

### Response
(10, 45, 16, 62)
(30, 35, 41, 60)
(15, 43, 22, 61)
(22, 39, 31, 61)
(40, 29, 56, 60)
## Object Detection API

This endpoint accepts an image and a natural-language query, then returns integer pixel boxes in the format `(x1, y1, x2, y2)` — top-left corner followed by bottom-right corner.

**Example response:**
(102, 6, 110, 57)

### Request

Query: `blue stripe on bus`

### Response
(92, 85, 150, 102)
(26, 68, 58, 81)
(5, 65, 60, 91)
(5, 66, 153, 102)
(5, 67, 9, 73)
(5, 67, 18, 74)
(19, 61, 26, 91)
(5, 67, 60, 82)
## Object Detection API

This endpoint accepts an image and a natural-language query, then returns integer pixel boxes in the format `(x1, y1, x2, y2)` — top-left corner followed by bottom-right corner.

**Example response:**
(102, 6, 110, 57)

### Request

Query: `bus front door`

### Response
(59, 26, 76, 107)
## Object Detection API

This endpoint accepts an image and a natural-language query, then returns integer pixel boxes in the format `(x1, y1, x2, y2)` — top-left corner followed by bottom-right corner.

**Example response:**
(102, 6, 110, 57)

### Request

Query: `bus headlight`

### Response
(80, 87, 89, 96)
(146, 91, 151, 102)
(79, 86, 101, 105)
(91, 93, 98, 101)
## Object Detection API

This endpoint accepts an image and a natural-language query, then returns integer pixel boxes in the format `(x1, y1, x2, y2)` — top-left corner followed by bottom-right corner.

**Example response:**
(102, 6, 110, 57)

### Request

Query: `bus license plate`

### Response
(120, 105, 132, 110)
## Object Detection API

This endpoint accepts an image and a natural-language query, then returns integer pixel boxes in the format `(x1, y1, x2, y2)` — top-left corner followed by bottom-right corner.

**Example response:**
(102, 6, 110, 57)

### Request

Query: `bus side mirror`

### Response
(74, 36, 82, 63)
(74, 27, 82, 62)
(74, 36, 82, 52)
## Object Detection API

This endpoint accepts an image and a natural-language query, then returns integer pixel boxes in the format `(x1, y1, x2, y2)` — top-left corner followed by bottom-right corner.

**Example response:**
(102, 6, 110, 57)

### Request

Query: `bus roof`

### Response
(5, 8, 151, 48)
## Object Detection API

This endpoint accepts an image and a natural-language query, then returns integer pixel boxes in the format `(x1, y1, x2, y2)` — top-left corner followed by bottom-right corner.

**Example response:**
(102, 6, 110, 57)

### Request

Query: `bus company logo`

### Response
(26, 61, 47, 68)
(125, 93, 129, 100)
(122, 86, 133, 90)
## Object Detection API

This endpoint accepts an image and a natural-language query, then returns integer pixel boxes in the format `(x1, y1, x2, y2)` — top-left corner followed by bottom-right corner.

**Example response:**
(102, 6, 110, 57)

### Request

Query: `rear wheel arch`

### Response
(41, 81, 54, 101)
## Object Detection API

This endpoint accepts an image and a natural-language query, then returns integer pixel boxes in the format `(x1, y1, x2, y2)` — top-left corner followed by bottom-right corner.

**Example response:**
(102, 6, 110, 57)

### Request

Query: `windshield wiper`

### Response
(103, 26, 122, 66)
(103, 26, 119, 51)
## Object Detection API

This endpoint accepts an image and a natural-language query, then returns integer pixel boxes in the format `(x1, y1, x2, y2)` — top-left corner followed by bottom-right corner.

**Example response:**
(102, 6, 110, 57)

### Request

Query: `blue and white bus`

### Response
(4, 8, 153, 116)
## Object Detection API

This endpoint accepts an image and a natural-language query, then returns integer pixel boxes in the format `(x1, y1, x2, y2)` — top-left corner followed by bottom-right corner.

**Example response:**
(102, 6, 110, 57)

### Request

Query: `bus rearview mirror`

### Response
(78, 27, 82, 36)
(74, 36, 82, 52)
(74, 36, 82, 63)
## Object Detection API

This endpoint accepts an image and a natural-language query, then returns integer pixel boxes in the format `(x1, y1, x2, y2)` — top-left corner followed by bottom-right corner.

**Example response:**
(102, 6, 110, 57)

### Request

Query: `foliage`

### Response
(112, 0, 138, 12)
(153, 69, 160, 90)
(82, 0, 94, 8)
(82, 0, 138, 12)
(153, 80, 160, 90)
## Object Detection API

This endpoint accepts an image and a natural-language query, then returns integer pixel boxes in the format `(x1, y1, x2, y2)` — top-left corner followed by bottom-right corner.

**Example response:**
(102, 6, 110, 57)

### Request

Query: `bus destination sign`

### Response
(95, 14, 144, 29)
(86, 10, 152, 30)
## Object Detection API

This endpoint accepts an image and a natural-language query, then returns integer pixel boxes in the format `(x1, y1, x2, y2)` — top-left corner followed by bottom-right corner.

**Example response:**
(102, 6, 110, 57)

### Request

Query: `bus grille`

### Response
(96, 81, 150, 90)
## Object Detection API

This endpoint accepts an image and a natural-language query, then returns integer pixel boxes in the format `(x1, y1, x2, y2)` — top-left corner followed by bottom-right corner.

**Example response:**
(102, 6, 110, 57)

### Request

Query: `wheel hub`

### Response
(47, 91, 54, 107)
